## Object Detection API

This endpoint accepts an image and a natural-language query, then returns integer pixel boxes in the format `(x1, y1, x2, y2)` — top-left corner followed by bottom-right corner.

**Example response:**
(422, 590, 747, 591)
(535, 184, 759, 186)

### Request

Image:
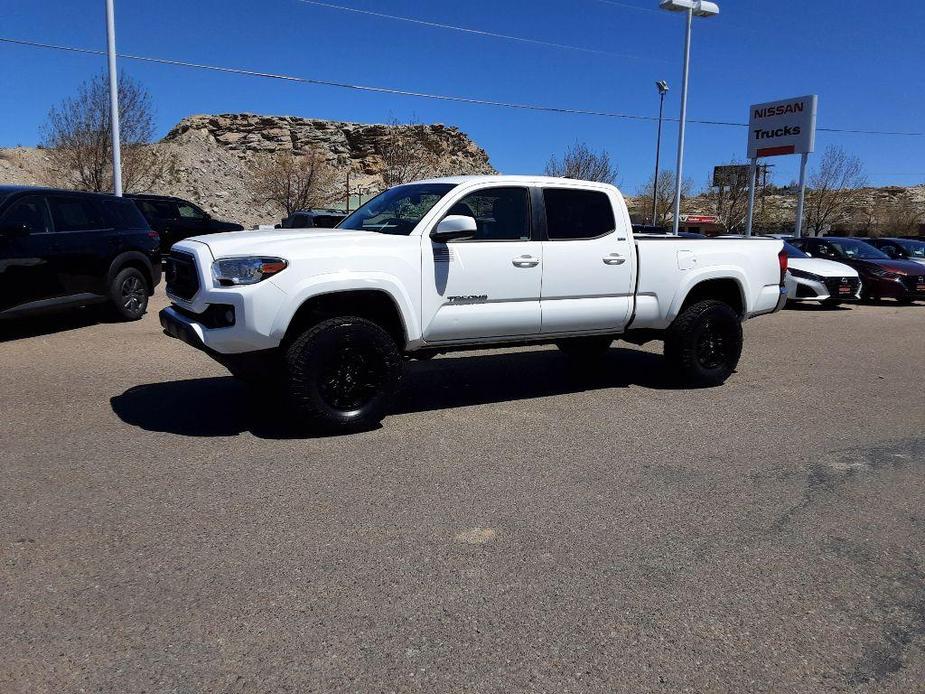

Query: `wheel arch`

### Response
(107, 251, 156, 295)
(281, 288, 410, 349)
(670, 272, 748, 323)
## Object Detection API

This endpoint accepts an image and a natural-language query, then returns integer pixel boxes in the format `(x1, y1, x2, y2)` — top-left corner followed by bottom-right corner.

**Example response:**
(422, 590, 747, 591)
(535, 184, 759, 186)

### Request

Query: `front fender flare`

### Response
(269, 272, 421, 345)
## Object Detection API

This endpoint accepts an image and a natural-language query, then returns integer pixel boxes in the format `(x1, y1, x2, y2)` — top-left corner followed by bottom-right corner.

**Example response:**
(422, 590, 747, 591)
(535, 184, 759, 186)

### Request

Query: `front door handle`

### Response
(512, 255, 540, 268)
(603, 253, 626, 265)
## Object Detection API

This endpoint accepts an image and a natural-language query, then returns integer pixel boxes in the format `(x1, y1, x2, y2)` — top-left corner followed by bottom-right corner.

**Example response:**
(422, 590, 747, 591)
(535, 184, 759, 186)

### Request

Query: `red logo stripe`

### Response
(756, 145, 796, 157)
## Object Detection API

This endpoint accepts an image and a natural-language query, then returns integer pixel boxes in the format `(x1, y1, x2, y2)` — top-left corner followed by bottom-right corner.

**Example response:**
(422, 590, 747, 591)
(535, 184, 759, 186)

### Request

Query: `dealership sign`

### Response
(747, 95, 818, 159)
(680, 214, 718, 225)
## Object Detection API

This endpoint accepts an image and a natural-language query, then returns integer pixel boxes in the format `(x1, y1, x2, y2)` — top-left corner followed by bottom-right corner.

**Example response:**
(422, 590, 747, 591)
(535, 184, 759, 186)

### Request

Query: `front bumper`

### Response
(868, 275, 925, 300)
(787, 275, 861, 302)
(163, 241, 287, 354)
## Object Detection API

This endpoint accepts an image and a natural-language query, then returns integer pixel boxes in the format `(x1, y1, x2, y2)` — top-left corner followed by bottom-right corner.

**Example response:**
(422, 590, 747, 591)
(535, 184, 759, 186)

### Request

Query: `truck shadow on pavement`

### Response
(111, 347, 678, 439)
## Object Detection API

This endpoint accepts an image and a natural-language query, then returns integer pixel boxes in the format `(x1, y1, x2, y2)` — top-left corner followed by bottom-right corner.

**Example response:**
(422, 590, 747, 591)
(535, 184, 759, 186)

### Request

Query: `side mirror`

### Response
(431, 215, 477, 243)
(0, 222, 30, 237)
(803, 251, 812, 257)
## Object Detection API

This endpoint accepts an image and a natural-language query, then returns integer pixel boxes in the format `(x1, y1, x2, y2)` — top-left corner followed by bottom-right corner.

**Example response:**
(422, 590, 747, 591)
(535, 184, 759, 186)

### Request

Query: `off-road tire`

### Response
(555, 336, 614, 359)
(109, 267, 149, 321)
(663, 300, 742, 387)
(285, 316, 403, 433)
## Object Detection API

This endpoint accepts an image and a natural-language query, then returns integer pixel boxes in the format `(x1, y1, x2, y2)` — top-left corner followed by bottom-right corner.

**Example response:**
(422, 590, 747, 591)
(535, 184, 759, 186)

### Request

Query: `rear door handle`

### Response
(603, 253, 626, 265)
(512, 255, 540, 268)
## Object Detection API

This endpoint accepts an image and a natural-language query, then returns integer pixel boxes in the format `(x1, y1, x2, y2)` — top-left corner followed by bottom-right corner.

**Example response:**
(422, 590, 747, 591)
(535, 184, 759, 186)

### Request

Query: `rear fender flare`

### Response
(668, 268, 749, 323)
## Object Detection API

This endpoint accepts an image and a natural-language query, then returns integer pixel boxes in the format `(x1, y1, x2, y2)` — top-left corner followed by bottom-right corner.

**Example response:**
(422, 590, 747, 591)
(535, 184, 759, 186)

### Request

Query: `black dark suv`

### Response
(127, 194, 243, 254)
(278, 208, 347, 229)
(0, 185, 161, 321)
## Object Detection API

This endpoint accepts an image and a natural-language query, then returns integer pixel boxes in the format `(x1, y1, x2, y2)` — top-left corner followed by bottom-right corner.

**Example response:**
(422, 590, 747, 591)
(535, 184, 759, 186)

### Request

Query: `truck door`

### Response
(421, 186, 542, 342)
(538, 187, 634, 333)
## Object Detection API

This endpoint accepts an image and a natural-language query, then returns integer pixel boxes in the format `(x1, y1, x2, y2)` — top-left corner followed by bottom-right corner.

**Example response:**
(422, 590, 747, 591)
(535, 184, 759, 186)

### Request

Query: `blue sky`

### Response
(1, 0, 924, 194)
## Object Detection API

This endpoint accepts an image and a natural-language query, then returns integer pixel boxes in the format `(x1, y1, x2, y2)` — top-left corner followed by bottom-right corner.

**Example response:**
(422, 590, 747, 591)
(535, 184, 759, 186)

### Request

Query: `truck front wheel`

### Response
(285, 317, 403, 432)
(664, 300, 742, 387)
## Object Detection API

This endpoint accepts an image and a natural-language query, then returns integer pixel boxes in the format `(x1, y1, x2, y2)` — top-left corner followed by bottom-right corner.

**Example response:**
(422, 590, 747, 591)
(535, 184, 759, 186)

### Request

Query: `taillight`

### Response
(778, 248, 788, 285)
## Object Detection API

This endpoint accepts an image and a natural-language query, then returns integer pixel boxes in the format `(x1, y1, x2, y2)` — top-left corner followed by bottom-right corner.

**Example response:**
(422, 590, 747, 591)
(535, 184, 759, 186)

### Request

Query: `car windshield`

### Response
(339, 183, 457, 235)
(783, 242, 808, 259)
(828, 239, 889, 260)
(897, 239, 925, 258)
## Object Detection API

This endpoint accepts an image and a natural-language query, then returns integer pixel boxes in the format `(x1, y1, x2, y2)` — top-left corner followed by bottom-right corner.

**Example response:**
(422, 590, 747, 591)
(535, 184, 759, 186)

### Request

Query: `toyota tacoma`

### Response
(160, 176, 788, 431)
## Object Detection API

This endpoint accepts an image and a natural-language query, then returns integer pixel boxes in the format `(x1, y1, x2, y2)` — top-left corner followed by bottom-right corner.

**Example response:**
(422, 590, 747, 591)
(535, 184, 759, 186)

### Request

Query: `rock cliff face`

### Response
(164, 113, 495, 180)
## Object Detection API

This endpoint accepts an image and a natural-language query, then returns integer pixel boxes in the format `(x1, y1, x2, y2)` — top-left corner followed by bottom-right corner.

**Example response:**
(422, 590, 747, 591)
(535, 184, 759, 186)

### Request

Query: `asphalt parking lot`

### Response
(1, 290, 923, 693)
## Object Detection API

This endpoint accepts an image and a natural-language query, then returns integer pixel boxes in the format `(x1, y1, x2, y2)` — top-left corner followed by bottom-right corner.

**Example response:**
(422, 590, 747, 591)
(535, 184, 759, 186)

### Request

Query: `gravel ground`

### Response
(1, 291, 923, 693)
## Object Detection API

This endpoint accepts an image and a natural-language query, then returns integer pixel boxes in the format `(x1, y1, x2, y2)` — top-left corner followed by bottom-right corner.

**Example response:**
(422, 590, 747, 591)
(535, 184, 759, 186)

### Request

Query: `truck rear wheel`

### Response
(285, 316, 403, 433)
(664, 300, 742, 387)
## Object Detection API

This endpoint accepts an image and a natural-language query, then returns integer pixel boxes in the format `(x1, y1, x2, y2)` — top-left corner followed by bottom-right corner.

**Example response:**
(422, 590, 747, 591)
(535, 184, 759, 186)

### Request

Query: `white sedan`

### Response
(783, 242, 861, 305)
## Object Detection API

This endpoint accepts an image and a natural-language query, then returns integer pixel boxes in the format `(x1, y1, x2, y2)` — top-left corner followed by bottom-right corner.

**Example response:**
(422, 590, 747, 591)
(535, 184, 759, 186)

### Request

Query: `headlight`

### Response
(212, 257, 288, 286)
(788, 268, 824, 281)
(869, 268, 901, 280)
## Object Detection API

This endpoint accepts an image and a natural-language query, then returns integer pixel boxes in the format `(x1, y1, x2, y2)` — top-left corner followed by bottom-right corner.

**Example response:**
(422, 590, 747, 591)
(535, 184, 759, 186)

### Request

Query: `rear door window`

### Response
(47, 196, 106, 232)
(543, 189, 616, 240)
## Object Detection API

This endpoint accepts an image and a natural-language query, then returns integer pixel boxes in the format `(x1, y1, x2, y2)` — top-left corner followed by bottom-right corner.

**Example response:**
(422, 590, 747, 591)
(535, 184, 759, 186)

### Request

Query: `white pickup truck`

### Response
(160, 176, 787, 431)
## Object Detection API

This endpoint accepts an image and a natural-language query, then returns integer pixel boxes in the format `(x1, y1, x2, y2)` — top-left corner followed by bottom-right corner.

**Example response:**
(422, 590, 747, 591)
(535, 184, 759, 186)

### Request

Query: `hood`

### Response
(788, 257, 858, 278)
(188, 228, 386, 258)
(863, 258, 925, 276)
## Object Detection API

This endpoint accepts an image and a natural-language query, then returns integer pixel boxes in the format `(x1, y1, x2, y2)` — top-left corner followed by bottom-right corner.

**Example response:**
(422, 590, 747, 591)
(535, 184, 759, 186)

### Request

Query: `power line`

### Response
(584, 0, 660, 13)
(1, 36, 923, 138)
(296, 0, 666, 63)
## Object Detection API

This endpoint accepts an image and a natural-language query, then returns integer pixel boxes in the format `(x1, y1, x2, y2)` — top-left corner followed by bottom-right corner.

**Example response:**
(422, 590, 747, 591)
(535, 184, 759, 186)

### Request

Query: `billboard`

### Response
(713, 165, 751, 188)
(747, 95, 818, 159)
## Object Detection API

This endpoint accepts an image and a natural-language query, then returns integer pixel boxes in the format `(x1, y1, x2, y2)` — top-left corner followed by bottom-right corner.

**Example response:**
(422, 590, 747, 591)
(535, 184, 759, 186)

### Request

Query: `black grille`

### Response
(165, 251, 200, 301)
(823, 277, 861, 298)
(902, 275, 925, 295)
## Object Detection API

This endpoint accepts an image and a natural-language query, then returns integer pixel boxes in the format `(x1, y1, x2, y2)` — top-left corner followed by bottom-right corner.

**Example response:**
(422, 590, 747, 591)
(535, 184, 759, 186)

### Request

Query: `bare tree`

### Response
(637, 170, 693, 227)
(545, 142, 619, 184)
(251, 149, 338, 216)
(804, 146, 868, 236)
(41, 72, 169, 192)
(378, 117, 441, 187)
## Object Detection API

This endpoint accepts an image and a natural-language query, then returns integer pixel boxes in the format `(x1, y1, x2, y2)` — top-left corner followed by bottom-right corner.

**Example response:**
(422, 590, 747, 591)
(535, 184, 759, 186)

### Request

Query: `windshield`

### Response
(897, 239, 925, 258)
(339, 183, 457, 235)
(828, 239, 889, 260)
(783, 242, 808, 259)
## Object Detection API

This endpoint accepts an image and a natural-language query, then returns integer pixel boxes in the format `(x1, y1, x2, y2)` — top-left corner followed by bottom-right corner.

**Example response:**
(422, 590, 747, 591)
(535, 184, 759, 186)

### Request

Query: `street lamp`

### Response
(651, 80, 669, 226)
(659, 0, 719, 234)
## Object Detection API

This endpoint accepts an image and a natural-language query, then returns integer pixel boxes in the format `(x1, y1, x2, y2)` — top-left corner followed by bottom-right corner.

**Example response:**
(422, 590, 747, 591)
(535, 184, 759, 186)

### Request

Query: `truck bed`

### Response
(631, 235, 785, 330)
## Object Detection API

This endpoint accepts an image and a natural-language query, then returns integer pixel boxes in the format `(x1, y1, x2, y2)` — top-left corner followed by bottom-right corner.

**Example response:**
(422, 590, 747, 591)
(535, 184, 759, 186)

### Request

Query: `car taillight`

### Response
(778, 248, 788, 285)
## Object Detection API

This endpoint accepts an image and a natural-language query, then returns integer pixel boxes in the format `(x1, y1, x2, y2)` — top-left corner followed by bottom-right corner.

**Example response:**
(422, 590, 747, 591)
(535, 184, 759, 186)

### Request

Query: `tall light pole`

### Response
(659, 0, 719, 234)
(105, 0, 123, 196)
(651, 80, 669, 226)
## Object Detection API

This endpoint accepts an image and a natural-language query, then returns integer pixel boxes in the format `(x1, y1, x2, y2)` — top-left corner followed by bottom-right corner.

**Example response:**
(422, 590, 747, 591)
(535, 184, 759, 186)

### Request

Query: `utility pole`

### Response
(105, 0, 122, 196)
